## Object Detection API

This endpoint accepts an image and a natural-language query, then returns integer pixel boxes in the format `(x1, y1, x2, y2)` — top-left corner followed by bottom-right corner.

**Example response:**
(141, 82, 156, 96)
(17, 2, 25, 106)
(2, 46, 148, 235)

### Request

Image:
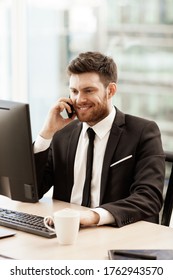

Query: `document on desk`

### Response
(108, 249, 173, 260)
(0, 254, 15, 259)
(0, 228, 16, 239)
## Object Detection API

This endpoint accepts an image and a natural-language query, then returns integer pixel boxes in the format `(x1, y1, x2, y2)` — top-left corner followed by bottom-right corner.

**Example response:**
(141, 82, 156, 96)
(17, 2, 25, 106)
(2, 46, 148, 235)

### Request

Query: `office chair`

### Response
(161, 151, 173, 226)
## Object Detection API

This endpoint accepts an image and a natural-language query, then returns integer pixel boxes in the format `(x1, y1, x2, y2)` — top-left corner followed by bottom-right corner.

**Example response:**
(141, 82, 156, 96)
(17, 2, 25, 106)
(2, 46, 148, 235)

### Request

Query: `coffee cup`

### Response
(44, 208, 80, 245)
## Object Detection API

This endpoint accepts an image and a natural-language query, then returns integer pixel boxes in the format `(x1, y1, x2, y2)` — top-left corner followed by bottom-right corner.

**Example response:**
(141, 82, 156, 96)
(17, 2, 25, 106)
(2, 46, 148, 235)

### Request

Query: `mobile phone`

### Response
(66, 102, 75, 118)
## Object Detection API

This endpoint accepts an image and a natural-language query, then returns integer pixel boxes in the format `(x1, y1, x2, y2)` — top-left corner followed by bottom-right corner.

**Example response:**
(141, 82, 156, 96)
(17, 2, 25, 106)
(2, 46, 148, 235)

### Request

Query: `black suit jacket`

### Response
(34, 107, 165, 227)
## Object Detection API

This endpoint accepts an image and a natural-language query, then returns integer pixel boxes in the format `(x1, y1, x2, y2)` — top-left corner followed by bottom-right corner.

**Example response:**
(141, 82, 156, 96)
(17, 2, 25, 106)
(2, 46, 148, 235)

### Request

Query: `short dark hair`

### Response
(67, 51, 117, 87)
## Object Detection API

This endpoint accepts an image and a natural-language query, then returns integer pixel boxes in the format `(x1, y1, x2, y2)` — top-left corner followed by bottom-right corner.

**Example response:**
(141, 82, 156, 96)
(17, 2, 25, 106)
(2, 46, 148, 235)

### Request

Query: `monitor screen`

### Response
(0, 100, 38, 202)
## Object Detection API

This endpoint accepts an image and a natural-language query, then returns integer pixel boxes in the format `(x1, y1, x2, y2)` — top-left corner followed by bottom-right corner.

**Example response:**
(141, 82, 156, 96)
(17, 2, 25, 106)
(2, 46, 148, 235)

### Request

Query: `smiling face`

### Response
(69, 72, 116, 126)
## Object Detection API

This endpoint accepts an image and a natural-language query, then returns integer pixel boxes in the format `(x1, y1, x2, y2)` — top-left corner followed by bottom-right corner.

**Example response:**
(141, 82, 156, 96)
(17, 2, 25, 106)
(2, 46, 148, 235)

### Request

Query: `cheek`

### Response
(96, 95, 108, 106)
(71, 96, 79, 106)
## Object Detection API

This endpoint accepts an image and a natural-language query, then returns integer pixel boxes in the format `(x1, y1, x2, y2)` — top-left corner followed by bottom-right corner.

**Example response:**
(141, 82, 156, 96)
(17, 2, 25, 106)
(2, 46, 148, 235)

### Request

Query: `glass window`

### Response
(0, 0, 12, 100)
(0, 0, 173, 150)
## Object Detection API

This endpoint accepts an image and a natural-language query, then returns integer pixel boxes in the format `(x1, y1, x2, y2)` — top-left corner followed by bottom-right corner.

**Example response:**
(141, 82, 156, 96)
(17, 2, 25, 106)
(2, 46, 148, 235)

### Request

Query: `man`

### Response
(34, 51, 165, 228)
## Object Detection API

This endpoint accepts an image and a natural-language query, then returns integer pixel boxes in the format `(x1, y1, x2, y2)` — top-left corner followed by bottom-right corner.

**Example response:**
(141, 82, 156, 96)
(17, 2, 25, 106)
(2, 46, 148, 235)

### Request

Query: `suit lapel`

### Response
(66, 122, 82, 200)
(100, 108, 125, 203)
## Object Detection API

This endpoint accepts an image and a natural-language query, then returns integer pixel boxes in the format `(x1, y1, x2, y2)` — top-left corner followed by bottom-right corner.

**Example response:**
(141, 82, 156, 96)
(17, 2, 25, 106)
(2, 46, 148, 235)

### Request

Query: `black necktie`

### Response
(82, 128, 95, 207)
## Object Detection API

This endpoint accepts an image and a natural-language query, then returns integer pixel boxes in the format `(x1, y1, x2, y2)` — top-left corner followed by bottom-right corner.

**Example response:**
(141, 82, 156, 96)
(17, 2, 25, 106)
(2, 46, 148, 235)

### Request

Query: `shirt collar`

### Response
(82, 107, 116, 139)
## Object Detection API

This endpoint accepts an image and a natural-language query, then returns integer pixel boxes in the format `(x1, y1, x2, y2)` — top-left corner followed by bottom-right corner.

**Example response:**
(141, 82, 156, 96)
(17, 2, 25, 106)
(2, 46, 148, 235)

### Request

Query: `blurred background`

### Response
(0, 0, 173, 152)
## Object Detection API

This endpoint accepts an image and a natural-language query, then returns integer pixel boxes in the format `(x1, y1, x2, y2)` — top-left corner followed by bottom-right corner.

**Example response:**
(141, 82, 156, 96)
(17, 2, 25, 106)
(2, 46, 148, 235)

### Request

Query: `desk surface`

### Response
(1, 195, 173, 260)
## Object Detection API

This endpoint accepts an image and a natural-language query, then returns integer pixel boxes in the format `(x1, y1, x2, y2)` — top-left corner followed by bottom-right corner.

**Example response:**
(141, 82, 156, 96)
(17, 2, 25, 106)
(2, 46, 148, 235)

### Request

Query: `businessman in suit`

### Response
(34, 51, 165, 228)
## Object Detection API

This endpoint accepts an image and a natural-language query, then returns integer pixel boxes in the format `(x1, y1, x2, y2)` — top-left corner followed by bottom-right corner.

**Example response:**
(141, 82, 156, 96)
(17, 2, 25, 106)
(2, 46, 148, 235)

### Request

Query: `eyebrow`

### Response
(69, 86, 97, 90)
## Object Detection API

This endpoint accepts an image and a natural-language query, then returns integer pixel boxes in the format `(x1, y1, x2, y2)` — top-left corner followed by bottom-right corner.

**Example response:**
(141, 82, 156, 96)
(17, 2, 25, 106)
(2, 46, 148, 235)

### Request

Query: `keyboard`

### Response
(0, 208, 56, 238)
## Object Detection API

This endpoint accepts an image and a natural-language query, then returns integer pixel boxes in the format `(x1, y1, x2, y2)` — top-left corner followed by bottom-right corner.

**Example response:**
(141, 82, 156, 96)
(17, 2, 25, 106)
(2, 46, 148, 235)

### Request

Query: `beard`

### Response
(75, 101, 109, 126)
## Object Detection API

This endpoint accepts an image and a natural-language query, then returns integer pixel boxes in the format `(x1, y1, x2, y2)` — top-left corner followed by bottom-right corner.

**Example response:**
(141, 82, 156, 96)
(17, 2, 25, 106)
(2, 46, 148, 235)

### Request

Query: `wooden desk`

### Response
(1, 195, 173, 260)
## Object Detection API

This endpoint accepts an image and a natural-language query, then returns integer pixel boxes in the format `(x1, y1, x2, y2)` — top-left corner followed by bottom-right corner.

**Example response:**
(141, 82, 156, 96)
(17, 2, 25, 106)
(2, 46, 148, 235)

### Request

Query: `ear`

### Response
(107, 83, 117, 99)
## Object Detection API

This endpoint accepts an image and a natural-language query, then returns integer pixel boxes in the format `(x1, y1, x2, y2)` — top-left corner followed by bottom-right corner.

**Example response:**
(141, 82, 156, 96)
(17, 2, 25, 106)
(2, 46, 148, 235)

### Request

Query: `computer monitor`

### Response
(0, 99, 38, 202)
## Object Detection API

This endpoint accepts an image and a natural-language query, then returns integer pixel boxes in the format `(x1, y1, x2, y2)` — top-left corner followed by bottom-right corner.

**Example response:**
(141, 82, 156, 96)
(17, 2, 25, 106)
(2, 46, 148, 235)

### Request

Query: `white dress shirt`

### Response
(34, 107, 116, 225)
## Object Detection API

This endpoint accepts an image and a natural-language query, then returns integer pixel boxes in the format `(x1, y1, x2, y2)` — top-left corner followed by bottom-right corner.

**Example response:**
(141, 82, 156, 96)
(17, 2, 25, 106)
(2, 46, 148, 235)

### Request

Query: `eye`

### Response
(70, 89, 78, 94)
(84, 88, 94, 94)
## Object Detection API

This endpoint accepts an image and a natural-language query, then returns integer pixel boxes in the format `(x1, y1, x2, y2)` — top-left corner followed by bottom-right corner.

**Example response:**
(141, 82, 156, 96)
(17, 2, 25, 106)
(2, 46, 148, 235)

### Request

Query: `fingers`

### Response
(58, 98, 75, 115)
(47, 217, 54, 227)
(39, 97, 75, 139)
(55, 98, 76, 120)
(51, 97, 74, 116)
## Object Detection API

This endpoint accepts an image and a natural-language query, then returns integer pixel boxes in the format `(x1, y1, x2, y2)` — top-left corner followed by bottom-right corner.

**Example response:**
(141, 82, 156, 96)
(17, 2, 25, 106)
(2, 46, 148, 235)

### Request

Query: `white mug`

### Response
(44, 208, 80, 245)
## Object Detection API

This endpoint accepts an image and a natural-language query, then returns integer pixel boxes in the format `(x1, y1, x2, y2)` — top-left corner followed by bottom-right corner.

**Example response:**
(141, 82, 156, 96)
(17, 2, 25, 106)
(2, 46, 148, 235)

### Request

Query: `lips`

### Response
(76, 105, 92, 111)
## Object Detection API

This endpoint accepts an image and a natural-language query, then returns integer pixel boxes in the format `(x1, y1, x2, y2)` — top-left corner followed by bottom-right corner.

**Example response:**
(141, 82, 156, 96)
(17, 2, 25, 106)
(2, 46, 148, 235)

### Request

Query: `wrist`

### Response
(90, 210, 100, 225)
(80, 210, 100, 227)
(34, 135, 52, 153)
(39, 129, 55, 139)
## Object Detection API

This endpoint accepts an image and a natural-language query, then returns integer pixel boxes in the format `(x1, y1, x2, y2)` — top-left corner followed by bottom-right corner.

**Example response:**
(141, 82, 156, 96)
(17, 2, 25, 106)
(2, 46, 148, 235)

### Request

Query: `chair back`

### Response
(161, 151, 173, 226)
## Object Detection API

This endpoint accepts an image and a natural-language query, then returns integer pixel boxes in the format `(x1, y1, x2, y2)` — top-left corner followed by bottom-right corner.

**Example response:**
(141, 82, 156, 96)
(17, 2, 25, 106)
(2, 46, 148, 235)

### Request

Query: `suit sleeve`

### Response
(34, 147, 54, 199)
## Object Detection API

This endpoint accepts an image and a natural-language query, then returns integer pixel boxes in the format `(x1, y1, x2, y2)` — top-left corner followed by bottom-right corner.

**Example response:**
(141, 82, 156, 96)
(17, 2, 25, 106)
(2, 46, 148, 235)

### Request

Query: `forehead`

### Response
(69, 72, 103, 89)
